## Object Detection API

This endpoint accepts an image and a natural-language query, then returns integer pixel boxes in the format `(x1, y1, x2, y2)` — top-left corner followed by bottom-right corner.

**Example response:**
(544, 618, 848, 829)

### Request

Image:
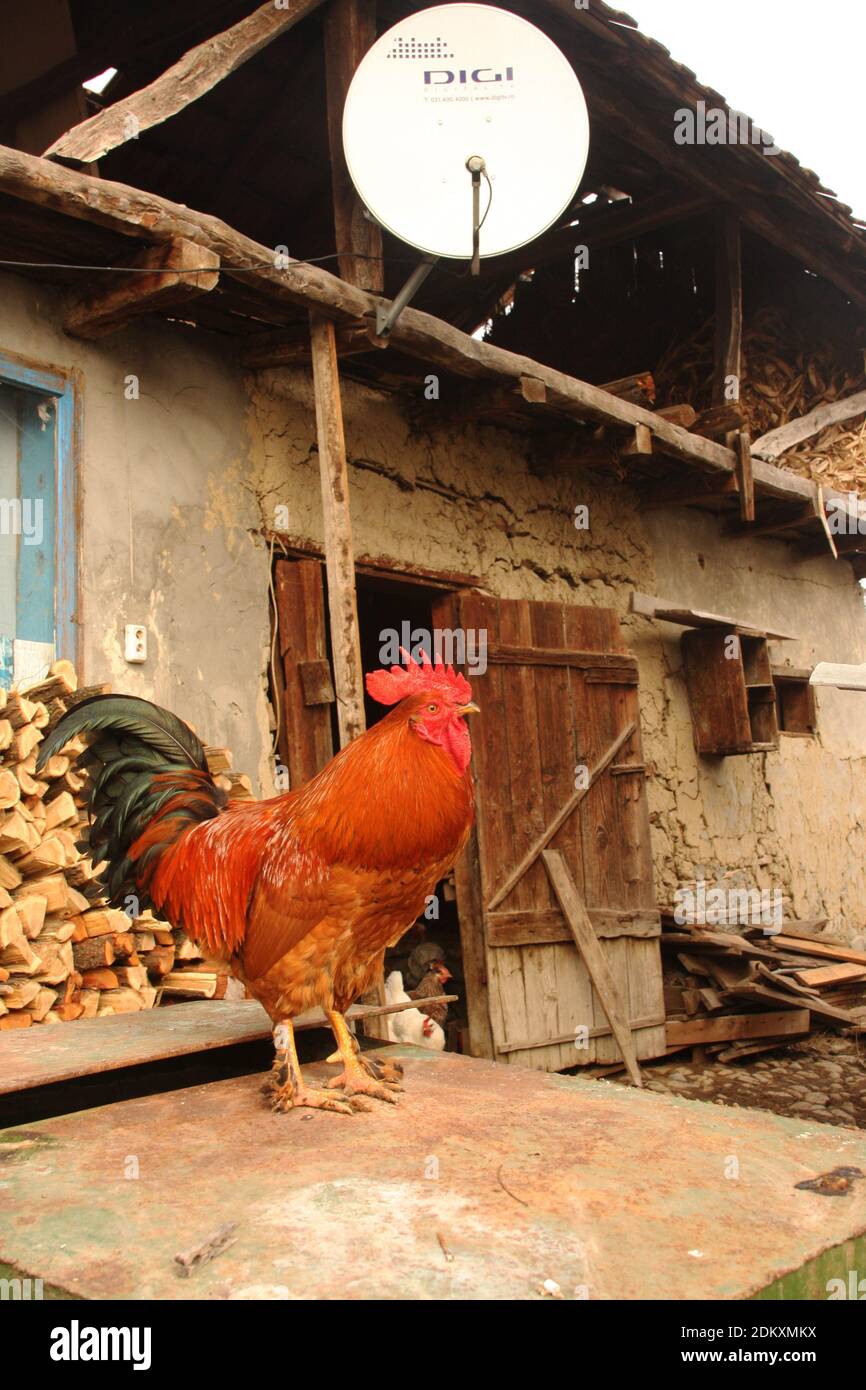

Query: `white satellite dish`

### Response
(342, 3, 590, 263)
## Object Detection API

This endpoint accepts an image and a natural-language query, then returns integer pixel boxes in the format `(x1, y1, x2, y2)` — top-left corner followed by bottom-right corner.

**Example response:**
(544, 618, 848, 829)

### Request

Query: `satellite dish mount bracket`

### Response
(375, 255, 439, 340)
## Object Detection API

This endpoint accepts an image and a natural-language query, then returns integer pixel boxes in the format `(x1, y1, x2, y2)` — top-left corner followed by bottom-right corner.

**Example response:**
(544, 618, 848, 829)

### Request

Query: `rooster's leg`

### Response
(324, 1009, 403, 1103)
(267, 1020, 369, 1115)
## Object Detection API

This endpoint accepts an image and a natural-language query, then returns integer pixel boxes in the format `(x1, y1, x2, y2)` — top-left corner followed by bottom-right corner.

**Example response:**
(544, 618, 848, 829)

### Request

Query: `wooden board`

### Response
(666, 1009, 809, 1047)
(274, 558, 334, 785)
(0, 995, 456, 1097)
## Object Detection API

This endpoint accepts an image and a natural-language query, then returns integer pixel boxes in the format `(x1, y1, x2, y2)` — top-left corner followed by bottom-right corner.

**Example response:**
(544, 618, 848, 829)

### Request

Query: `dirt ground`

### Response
(609, 1031, 866, 1131)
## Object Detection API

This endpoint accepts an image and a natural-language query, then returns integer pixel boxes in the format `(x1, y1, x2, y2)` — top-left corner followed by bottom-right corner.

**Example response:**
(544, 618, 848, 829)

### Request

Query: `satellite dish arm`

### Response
(375, 254, 439, 339)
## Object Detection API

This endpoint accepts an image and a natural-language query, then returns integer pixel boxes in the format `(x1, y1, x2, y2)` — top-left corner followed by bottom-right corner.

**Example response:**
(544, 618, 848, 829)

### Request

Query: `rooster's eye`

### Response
(427, 703, 438, 713)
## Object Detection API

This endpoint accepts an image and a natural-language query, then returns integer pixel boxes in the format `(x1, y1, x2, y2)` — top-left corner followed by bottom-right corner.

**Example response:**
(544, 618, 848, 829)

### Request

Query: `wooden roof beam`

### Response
(44, 0, 326, 165)
(63, 237, 219, 339)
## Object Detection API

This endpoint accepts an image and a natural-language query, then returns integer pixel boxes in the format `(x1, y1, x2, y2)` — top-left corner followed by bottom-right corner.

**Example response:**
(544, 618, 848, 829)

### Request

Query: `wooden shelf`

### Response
(682, 629, 779, 755)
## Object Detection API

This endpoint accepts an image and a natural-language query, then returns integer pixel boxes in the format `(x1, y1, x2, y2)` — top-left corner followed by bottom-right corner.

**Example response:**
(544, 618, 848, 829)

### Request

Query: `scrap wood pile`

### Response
(654, 306, 866, 495)
(0, 661, 250, 1030)
(662, 912, 866, 1063)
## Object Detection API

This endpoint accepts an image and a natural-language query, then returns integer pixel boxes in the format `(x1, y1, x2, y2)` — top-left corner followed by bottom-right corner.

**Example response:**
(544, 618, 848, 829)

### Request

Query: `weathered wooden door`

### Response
(273, 558, 335, 787)
(432, 592, 665, 1071)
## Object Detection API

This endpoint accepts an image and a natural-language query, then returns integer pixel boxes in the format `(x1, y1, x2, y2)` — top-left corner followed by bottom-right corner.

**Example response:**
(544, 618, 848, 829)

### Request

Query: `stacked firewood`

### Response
(662, 912, 866, 1064)
(654, 306, 866, 494)
(0, 662, 245, 1028)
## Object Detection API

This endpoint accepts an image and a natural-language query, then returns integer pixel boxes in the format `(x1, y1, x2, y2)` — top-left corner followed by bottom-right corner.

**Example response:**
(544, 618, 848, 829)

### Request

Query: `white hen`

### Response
(385, 969, 445, 1050)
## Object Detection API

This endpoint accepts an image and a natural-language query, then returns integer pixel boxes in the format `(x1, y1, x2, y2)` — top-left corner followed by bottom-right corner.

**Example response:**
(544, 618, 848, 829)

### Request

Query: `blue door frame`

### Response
(0, 353, 78, 670)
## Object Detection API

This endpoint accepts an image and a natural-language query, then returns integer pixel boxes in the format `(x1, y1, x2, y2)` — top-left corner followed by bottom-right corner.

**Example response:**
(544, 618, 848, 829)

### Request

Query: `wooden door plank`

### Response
(274, 559, 334, 786)
(485, 720, 636, 912)
(542, 849, 643, 1087)
(530, 600, 595, 1068)
(430, 591, 494, 1059)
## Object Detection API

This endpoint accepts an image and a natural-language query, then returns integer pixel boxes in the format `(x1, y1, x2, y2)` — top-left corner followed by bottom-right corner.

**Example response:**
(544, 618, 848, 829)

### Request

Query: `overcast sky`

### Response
(621, 0, 866, 220)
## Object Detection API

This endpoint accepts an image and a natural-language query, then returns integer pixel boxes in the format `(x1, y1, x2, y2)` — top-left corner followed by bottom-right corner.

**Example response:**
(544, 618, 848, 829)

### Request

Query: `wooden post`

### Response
(309, 311, 386, 1036)
(713, 208, 743, 409)
(309, 312, 365, 748)
(323, 0, 384, 291)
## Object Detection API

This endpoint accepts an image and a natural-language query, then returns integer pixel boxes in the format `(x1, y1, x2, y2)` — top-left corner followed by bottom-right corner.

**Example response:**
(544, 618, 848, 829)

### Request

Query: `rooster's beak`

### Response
(457, 702, 480, 716)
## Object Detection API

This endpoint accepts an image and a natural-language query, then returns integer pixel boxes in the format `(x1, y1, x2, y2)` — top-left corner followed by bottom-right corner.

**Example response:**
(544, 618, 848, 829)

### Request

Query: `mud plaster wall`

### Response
(3, 266, 865, 938)
(250, 366, 866, 941)
(0, 273, 273, 790)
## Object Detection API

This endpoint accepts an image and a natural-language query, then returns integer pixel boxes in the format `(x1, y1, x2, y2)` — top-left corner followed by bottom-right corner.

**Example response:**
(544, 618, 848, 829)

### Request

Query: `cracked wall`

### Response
(250, 366, 866, 940)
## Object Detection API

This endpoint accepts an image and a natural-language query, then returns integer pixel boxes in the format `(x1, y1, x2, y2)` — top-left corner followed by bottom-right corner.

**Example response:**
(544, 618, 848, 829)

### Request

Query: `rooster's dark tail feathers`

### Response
(36, 694, 225, 910)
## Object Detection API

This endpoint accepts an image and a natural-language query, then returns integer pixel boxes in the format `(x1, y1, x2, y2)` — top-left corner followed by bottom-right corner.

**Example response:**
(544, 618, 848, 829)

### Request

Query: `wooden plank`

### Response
(791, 963, 866, 988)
(752, 388, 866, 460)
(630, 591, 795, 641)
(770, 935, 866, 966)
(713, 209, 742, 406)
(542, 848, 643, 1087)
(529, 600, 592, 1070)
(729, 981, 859, 1025)
(45, 0, 326, 164)
(0, 994, 456, 1097)
(496, 600, 561, 1072)
(735, 431, 756, 523)
(666, 1009, 809, 1047)
(309, 313, 365, 747)
(323, 0, 383, 291)
(63, 238, 219, 339)
(273, 559, 334, 786)
(431, 592, 494, 1060)
(496, 1012, 666, 1055)
(486, 644, 639, 672)
(486, 906, 661, 948)
(485, 720, 636, 912)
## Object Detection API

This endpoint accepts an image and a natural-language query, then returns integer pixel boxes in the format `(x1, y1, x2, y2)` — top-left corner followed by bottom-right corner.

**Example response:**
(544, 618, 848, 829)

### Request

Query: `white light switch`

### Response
(124, 625, 147, 663)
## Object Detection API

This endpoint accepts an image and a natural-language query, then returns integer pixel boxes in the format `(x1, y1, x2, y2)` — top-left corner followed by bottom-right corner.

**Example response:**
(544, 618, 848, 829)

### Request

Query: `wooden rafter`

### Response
(64, 237, 219, 338)
(44, 0, 326, 165)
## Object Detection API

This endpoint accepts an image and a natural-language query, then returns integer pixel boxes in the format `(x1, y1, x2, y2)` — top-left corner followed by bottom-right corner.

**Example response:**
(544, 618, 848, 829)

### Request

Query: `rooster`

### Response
(37, 652, 478, 1115)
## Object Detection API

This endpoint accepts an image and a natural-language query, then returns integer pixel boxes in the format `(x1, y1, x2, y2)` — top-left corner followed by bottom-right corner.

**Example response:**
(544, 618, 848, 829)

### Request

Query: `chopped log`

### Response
(0, 1012, 31, 1029)
(15, 895, 47, 940)
(45, 0, 327, 164)
(0, 768, 21, 809)
(72, 936, 115, 970)
(599, 372, 656, 406)
(81, 968, 119, 991)
(655, 404, 697, 429)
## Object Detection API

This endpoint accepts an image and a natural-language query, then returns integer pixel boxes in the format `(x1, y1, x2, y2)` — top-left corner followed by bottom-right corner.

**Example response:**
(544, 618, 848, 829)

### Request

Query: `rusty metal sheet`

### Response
(1, 1048, 865, 1300)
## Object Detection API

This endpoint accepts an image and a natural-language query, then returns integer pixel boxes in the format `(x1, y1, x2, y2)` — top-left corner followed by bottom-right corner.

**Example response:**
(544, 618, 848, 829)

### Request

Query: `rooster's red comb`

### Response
(366, 647, 473, 707)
